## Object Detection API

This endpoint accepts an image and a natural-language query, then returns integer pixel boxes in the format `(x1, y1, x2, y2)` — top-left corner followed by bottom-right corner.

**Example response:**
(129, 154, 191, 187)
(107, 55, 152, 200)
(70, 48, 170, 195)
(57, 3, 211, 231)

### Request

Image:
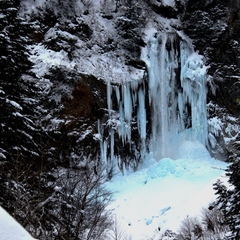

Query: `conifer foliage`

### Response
(0, 0, 44, 210)
(214, 155, 240, 239)
(0, 2, 113, 238)
(0, 0, 41, 162)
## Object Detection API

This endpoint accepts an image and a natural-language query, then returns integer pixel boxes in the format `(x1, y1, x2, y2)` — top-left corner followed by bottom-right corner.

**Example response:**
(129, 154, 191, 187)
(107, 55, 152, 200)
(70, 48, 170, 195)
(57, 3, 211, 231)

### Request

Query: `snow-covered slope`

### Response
(0, 146, 227, 240)
(0, 207, 36, 240)
(106, 141, 228, 239)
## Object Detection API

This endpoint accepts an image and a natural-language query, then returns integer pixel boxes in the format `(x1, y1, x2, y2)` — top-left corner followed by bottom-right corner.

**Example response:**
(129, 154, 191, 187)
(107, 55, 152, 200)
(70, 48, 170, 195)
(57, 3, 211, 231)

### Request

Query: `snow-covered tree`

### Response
(0, 0, 42, 206)
(0, 0, 41, 161)
(214, 155, 240, 239)
(0, 0, 54, 229)
(20, 167, 113, 239)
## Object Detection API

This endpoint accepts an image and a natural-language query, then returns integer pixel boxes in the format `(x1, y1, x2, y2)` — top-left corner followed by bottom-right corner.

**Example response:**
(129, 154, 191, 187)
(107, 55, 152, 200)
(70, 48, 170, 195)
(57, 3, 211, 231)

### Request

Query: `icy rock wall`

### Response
(99, 32, 208, 175)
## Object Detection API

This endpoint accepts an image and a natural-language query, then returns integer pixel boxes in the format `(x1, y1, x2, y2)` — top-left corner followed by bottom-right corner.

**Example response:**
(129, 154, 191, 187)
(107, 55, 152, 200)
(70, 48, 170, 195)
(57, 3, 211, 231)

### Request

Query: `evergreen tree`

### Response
(214, 155, 240, 239)
(0, 0, 47, 215)
(0, 0, 41, 161)
(0, 3, 114, 239)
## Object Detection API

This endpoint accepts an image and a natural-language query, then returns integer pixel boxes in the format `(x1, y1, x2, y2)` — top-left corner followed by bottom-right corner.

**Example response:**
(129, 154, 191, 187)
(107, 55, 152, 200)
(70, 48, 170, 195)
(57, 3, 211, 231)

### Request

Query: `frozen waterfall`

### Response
(98, 32, 208, 175)
(147, 32, 208, 160)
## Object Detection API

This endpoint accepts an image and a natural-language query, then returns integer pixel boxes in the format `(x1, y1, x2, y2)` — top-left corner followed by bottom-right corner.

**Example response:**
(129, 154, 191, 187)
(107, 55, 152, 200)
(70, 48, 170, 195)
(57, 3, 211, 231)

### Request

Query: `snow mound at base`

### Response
(106, 141, 228, 240)
(177, 140, 211, 160)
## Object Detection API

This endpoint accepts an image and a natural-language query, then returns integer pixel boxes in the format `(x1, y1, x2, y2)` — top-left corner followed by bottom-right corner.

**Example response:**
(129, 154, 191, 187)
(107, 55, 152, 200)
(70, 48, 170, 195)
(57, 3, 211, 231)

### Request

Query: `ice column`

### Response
(180, 41, 208, 145)
(147, 32, 208, 160)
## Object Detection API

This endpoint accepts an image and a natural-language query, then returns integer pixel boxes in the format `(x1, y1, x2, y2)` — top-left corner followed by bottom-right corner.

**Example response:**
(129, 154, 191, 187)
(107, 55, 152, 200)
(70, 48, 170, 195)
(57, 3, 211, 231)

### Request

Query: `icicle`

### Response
(114, 85, 120, 103)
(110, 128, 114, 162)
(107, 83, 112, 115)
(98, 120, 107, 167)
(122, 82, 132, 123)
(137, 88, 146, 140)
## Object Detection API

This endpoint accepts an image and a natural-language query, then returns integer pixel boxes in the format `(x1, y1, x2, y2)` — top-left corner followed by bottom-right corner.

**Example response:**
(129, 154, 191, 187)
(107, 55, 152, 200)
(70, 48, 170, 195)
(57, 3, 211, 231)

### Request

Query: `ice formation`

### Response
(147, 32, 208, 160)
(99, 31, 208, 174)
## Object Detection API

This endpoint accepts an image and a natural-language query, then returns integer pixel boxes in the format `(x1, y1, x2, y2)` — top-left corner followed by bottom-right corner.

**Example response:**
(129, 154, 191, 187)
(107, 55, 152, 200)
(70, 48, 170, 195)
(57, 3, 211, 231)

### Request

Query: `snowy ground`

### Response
(106, 141, 228, 239)
(0, 141, 227, 240)
(0, 206, 36, 240)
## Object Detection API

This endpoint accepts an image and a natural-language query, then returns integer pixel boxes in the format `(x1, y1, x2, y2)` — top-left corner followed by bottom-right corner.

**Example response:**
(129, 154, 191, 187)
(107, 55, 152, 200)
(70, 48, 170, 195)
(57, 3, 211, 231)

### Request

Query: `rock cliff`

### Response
(17, 0, 240, 167)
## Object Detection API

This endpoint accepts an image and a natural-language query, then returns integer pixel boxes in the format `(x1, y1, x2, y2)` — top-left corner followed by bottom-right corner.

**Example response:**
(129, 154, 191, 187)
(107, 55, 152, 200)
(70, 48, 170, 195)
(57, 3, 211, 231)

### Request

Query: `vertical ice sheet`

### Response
(147, 33, 180, 159)
(148, 33, 169, 159)
(180, 42, 208, 147)
(147, 33, 208, 160)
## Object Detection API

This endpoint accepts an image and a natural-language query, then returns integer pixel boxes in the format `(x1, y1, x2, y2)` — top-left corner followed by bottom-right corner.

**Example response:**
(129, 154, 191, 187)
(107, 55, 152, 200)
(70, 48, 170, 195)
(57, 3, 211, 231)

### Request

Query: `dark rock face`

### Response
(57, 75, 107, 168)
(61, 75, 106, 120)
(146, 0, 185, 18)
(183, 0, 240, 113)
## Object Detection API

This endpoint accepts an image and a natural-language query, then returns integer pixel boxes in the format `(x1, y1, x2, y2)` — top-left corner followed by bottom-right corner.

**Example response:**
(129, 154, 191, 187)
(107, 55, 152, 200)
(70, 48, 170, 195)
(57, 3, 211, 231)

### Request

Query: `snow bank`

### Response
(0, 207, 36, 240)
(106, 141, 228, 239)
